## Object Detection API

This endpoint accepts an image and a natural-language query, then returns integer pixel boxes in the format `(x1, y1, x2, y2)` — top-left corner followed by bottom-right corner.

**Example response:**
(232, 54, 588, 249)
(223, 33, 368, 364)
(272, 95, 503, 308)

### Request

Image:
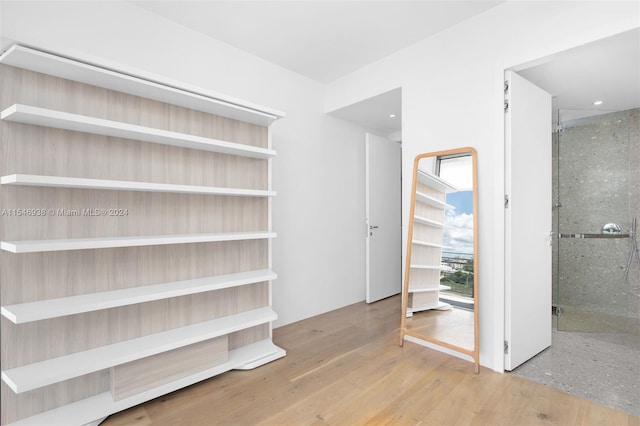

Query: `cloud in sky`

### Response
(443, 211, 474, 256)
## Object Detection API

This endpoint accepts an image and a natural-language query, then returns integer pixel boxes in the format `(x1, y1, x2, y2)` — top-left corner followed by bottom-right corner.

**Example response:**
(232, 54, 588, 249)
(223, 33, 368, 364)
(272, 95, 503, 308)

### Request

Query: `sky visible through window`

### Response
(439, 155, 474, 258)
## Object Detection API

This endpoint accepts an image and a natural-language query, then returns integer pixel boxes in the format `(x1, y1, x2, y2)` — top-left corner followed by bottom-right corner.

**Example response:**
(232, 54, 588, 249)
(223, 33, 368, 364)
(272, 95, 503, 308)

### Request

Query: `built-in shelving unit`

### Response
(407, 170, 457, 315)
(1, 104, 277, 159)
(0, 45, 285, 127)
(2, 306, 276, 394)
(0, 44, 285, 425)
(1, 174, 276, 197)
(8, 339, 284, 426)
(1, 269, 277, 324)
(1, 232, 276, 253)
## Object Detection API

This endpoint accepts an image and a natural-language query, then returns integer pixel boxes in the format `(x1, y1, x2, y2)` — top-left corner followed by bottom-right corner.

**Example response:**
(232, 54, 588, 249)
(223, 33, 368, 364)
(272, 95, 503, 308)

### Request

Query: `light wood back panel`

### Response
(1, 188, 267, 240)
(1, 240, 268, 303)
(111, 337, 228, 401)
(0, 65, 267, 148)
(0, 63, 272, 424)
(2, 372, 111, 425)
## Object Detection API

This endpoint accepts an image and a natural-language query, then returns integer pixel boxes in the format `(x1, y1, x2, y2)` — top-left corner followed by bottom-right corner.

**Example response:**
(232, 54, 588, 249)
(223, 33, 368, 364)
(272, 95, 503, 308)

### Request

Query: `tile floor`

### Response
(511, 329, 640, 418)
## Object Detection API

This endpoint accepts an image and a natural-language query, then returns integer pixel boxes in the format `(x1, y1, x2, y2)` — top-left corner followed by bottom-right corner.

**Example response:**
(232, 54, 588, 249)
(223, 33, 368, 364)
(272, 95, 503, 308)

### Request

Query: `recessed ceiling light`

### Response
(389, 114, 397, 118)
(593, 100, 604, 106)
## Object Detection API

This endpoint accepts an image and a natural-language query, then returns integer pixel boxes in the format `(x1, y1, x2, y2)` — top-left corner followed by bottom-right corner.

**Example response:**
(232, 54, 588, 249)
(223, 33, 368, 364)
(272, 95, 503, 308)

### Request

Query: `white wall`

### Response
(325, 1, 639, 371)
(4, 0, 637, 371)
(0, 1, 368, 327)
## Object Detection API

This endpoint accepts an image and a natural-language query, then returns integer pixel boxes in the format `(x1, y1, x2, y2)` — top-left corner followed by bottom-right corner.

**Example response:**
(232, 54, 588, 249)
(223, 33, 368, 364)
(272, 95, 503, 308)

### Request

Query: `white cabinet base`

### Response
(8, 340, 285, 426)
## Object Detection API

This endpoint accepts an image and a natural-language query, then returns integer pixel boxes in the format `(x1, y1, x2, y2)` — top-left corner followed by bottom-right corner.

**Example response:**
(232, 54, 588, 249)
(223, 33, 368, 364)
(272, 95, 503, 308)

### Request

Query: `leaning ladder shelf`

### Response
(0, 44, 286, 426)
(408, 170, 458, 315)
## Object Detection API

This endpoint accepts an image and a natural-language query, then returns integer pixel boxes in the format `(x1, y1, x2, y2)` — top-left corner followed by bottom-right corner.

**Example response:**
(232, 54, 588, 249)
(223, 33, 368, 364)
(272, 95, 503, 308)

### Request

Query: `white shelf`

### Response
(0, 45, 285, 127)
(415, 191, 454, 210)
(439, 292, 475, 306)
(7, 339, 285, 426)
(2, 307, 278, 394)
(409, 264, 441, 270)
(407, 301, 452, 315)
(1, 104, 276, 159)
(412, 240, 444, 248)
(1, 231, 276, 254)
(1, 174, 275, 197)
(417, 170, 457, 193)
(409, 285, 451, 293)
(414, 216, 444, 228)
(1, 269, 277, 324)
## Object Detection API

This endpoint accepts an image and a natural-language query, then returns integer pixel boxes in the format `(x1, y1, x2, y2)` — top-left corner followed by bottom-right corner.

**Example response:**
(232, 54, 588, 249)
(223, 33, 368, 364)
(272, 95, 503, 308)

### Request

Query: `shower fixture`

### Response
(602, 223, 622, 234)
(624, 217, 639, 288)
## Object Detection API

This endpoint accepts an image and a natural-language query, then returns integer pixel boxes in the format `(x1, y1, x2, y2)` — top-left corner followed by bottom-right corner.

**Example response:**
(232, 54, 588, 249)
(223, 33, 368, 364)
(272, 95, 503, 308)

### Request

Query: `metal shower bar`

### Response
(559, 233, 630, 239)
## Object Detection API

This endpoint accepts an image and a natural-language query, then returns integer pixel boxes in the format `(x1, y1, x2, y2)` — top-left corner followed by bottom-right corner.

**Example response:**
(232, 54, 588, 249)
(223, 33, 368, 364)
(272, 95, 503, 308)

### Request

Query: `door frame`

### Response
(496, 61, 554, 372)
(503, 70, 552, 370)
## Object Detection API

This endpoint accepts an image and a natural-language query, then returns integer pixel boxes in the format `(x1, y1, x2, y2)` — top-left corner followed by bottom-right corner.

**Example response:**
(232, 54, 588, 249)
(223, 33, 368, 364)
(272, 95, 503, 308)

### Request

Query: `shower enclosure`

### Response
(553, 108, 640, 337)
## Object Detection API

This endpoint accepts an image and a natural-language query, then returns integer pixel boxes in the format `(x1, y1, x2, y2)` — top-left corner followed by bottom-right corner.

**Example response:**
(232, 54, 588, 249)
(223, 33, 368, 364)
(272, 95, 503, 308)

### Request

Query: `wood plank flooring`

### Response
(103, 296, 640, 425)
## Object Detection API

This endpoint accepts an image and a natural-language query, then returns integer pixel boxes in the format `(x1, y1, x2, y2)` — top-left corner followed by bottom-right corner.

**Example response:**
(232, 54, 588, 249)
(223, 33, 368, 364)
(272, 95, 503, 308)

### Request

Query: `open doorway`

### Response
(505, 29, 640, 417)
(328, 88, 403, 303)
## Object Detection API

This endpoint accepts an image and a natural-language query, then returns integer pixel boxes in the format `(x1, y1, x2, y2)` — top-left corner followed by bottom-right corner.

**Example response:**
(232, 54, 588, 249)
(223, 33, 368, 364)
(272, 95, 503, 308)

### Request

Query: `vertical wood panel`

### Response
(111, 337, 228, 401)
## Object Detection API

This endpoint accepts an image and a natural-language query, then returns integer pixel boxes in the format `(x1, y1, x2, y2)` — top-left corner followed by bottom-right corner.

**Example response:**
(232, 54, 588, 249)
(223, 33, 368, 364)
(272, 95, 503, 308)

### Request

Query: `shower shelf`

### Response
(559, 233, 630, 239)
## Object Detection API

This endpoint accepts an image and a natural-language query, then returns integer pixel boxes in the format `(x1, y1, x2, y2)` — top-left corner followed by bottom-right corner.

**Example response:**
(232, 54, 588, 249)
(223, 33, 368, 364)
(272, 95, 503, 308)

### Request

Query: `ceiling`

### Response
(328, 87, 402, 138)
(6, 2, 636, 136)
(131, 1, 512, 138)
(332, 27, 640, 137)
(131, 1, 503, 84)
(519, 28, 640, 124)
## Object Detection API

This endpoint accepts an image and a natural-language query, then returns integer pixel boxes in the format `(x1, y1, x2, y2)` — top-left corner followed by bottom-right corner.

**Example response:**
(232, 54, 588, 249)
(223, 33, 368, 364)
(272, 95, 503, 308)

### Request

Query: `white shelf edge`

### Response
(1, 307, 278, 394)
(409, 285, 450, 293)
(414, 216, 444, 228)
(408, 301, 452, 313)
(415, 191, 454, 210)
(417, 170, 458, 192)
(7, 339, 286, 426)
(0, 45, 285, 127)
(411, 240, 444, 248)
(1, 269, 277, 324)
(1, 231, 276, 253)
(1, 174, 275, 197)
(1, 104, 276, 159)
(409, 264, 441, 270)
(439, 292, 474, 305)
(409, 288, 437, 293)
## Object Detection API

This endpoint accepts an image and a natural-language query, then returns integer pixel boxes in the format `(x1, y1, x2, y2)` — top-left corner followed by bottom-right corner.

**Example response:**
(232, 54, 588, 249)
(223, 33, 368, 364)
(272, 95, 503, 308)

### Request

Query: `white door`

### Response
(504, 70, 552, 370)
(366, 133, 401, 303)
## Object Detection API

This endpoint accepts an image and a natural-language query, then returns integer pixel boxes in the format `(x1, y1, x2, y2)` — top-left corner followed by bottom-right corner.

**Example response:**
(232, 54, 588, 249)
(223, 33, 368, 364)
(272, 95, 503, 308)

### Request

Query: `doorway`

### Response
(365, 132, 401, 302)
(507, 29, 640, 417)
(327, 88, 403, 303)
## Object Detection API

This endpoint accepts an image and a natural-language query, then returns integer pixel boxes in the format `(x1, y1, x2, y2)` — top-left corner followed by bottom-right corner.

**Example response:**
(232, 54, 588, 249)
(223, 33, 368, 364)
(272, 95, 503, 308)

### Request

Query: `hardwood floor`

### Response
(103, 296, 640, 425)
(406, 307, 475, 351)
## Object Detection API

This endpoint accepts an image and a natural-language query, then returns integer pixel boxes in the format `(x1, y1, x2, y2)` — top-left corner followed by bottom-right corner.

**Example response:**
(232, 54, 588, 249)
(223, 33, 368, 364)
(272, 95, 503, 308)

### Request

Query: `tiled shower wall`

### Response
(552, 108, 640, 330)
